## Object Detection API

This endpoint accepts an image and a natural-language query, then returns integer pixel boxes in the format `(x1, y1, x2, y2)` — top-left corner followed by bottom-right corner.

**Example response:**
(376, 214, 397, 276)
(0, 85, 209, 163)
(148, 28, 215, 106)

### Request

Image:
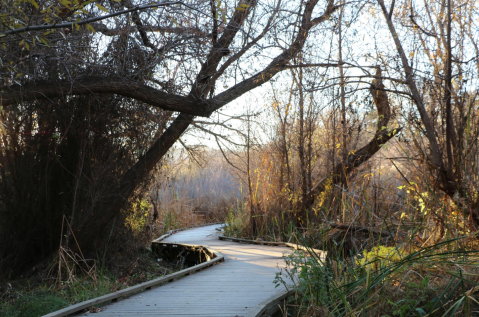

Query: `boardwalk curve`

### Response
(63, 224, 293, 317)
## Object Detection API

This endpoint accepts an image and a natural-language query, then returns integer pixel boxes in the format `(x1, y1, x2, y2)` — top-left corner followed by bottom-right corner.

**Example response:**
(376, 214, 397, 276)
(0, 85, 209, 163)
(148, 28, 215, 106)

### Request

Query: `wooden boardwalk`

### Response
(78, 224, 292, 317)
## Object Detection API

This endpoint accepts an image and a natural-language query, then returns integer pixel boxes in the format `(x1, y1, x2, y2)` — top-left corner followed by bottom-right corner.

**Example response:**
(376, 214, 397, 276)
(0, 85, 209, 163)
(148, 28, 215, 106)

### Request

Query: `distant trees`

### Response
(0, 0, 339, 272)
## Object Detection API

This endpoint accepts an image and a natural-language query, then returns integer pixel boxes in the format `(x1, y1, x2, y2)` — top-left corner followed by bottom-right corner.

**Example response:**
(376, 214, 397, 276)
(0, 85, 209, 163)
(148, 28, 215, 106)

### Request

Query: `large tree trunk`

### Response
(71, 113, 194, 252)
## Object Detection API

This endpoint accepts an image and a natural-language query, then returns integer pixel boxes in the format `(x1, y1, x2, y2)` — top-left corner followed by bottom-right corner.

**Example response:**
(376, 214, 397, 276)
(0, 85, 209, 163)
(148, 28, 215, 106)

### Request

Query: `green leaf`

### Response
(95, 3, 108, 12)
(239, 4, 250, 8)
(235, 7, 245, 11)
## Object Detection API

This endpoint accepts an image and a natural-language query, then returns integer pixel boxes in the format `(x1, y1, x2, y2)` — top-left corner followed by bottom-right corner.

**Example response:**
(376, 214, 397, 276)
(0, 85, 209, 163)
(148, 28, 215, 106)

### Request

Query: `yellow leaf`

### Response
(86, 23, 96, 33)
(95, 3, 108, 12)
(29, 0, 40, 9)
(235, 6, 245, 11)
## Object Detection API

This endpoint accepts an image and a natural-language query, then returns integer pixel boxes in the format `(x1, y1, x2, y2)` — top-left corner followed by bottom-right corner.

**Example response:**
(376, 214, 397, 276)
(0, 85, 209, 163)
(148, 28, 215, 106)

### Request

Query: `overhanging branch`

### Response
(0, 77, 217, 117)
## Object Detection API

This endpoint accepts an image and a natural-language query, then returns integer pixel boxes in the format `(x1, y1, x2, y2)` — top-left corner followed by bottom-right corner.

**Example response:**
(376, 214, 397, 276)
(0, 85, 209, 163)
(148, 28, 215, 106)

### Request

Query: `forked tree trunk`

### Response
(306, 69, 401, 210)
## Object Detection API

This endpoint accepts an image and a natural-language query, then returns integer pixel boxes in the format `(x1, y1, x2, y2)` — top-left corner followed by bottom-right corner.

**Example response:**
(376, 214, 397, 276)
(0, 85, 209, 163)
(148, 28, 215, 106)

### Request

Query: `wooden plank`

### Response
(152, 233, 171, 242)
(152, 222, 223, 243)
(43, 251, 224, 317)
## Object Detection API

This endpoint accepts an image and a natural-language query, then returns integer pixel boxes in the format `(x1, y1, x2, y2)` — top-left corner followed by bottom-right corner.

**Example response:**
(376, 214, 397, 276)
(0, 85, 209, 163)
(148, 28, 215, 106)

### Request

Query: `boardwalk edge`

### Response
(218, 235, 328, 259)
(245, 289, 295, 317)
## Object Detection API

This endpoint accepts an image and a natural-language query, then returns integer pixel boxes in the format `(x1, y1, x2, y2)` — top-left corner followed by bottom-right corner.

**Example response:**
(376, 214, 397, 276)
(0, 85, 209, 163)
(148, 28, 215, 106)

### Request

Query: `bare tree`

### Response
(376, 0, 479, 230)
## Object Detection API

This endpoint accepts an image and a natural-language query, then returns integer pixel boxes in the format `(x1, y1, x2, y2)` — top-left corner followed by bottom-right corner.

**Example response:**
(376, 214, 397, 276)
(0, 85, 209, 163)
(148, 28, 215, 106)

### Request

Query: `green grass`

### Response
(1, 291, 68, 317)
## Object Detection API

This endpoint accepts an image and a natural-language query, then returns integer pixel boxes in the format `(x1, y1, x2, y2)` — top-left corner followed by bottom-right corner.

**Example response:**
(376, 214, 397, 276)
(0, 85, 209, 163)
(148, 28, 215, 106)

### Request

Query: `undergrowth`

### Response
(0, 196, 216, 317)
(0, 244, 177, 317)
(273, 233, 479, 317)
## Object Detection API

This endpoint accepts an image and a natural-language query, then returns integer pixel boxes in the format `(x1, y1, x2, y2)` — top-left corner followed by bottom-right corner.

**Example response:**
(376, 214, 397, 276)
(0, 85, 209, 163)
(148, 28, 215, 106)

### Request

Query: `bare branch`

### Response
(0, 1, 204, 37)
(209, 0, 339, 113)
(208, 0, 282, 85)
(284, 62, 343, 68)
(90, 23, 208, 37)
(377, 0, 445, 174)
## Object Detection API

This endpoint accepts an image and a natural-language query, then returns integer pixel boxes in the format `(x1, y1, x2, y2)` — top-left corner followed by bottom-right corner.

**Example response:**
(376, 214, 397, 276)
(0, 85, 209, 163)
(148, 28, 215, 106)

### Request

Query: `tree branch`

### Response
(89, 23, 208, 37)
(0, 77, 216, 116)
(190, 0, 258, 99)
(0, 1, 201, 37)
(208, 0, 339, 113)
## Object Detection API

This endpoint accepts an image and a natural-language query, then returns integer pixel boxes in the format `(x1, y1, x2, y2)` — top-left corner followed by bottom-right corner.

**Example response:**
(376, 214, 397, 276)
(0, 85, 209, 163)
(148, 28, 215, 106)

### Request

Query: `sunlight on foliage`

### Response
(124, 199, 150, 235)
(357, 245, 406, 267)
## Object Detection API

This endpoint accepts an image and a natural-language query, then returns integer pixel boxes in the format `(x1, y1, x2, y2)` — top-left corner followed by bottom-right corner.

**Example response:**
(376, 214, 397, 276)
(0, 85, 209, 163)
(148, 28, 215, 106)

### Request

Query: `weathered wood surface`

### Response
(77, 224, 293, 317)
